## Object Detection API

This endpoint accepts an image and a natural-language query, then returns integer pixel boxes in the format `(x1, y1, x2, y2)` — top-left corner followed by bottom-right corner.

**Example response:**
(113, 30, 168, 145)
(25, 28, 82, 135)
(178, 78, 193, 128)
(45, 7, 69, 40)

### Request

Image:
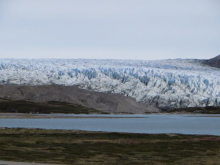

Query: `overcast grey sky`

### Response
(0, 0, 219, 60)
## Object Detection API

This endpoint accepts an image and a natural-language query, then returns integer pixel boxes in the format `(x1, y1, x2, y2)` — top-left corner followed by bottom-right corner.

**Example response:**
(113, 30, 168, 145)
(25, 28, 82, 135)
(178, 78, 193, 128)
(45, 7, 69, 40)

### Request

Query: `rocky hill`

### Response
(203, 55, 220, 68)
(0, 85, 160, 114)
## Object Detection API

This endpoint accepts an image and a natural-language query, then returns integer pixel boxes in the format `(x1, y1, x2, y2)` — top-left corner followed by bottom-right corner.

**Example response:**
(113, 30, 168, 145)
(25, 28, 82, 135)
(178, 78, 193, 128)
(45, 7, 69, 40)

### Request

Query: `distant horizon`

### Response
(0, 55, 217, 61)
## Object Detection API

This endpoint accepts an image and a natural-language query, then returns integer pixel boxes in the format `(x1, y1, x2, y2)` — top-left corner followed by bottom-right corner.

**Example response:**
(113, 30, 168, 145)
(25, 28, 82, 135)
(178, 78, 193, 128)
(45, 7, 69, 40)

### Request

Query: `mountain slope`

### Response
(0, 85, 160, 114)
(203, 55, 220, 68)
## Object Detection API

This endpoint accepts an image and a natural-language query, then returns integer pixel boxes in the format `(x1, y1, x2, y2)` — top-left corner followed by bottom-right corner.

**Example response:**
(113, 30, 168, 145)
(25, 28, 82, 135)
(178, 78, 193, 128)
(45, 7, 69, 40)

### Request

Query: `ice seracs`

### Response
(0, 58, 220, 109)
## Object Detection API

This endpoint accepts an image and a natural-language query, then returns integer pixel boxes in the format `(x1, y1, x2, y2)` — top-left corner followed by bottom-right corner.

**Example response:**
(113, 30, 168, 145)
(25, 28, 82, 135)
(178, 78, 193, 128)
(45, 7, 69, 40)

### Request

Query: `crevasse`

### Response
(0, 58, 220, 109)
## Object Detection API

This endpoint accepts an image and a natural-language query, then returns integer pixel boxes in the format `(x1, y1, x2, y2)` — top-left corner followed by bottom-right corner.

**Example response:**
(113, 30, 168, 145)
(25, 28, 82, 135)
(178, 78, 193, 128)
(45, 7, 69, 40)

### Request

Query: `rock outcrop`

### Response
(203, 55, 220, 68)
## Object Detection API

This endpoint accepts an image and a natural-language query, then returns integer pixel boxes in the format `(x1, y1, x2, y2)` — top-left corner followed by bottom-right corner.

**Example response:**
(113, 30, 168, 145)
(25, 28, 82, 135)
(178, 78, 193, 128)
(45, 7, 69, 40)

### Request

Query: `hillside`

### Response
(203, 55, 220, 68)
(0, 85, 159, 114)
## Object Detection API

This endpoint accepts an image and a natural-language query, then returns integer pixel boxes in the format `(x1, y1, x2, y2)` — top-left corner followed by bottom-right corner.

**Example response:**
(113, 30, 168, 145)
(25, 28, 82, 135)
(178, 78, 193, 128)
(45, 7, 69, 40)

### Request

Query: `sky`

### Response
(0, 0, 219, 60)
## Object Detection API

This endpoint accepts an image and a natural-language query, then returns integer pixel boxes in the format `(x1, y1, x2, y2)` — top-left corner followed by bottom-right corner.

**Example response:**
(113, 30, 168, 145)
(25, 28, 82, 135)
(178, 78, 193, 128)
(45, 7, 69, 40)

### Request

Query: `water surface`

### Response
(0, 114, 220, 136)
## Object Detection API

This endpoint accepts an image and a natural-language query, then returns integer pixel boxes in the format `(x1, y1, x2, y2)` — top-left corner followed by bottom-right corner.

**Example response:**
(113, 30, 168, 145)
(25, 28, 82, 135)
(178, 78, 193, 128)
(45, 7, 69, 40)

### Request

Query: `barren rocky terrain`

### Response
(0, 85, 160, 114)
(203, 55, 220, 68)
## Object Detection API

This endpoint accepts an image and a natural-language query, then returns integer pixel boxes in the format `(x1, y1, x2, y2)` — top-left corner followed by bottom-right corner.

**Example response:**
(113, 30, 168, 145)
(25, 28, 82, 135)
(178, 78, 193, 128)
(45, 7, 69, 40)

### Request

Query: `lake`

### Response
(0, 114, 220, 136)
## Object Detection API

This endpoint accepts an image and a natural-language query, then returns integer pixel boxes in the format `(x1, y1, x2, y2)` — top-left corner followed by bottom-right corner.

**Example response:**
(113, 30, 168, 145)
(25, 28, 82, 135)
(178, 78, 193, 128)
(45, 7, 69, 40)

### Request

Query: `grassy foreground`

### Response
(0, 128, 220, 165)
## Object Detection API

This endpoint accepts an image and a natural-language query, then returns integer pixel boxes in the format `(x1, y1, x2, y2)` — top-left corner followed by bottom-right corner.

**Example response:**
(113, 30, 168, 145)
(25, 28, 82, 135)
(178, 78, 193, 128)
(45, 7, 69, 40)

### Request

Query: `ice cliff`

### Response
(0, 58, 220, 109)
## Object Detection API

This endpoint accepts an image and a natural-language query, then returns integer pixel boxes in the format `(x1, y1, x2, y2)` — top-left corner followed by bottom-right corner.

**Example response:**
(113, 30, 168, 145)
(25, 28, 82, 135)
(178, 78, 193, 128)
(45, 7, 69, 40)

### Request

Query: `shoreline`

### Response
(0, 113, 149, 119)
(1, 127, 220, 137)
(1, 112, 220, 119)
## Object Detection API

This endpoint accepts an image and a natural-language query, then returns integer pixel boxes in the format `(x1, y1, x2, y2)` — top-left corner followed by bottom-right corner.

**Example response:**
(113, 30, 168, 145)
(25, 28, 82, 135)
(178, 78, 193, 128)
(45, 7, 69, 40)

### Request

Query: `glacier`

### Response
(0, 58, 220, 109)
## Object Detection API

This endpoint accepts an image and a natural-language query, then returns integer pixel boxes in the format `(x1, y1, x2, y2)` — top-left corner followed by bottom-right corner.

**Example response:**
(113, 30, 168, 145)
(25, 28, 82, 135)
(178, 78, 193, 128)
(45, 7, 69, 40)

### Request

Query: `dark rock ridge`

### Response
(203, 55, 220, 68)
(0, 85, 160, 114)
